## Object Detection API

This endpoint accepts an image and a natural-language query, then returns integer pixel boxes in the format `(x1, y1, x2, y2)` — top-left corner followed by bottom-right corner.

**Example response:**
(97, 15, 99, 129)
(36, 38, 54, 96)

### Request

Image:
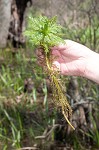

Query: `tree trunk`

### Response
(0, 0, 32, 48)
(8, 0, 32, 48)
(0, 0, 11, 48)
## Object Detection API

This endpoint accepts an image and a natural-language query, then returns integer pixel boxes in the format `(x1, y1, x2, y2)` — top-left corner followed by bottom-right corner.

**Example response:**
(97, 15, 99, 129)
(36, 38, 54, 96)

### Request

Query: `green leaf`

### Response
(24, 15, 64, 53)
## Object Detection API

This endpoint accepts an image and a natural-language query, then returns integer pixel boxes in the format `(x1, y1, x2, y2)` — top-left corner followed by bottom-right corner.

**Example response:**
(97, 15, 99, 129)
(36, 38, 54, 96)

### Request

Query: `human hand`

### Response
(51, 40, 99, 83)
(36, 40, 99, 83)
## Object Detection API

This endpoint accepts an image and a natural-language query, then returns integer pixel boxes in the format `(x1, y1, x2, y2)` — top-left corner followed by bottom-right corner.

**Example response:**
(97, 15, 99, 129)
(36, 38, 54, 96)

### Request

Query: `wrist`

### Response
(84, 51, 99, 83)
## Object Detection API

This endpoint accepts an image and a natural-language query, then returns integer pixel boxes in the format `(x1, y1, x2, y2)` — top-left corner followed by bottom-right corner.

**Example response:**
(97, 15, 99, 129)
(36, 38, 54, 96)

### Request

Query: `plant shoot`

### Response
(25, 15, 75, 130)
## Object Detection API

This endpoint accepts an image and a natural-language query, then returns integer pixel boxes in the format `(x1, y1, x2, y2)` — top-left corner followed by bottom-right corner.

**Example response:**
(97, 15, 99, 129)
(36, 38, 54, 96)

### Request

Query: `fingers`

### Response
(51, 49, 60, 56)
(51, 40, 73, 57)
(35, 47, 44, 59)
(35, 47, 58, 67)
(51, 44, 66, 51)
(35, 47, 46, 66)
(52, 61, 60, 71)
(52, 60, 83, 76)
(51, 40, 73, 51)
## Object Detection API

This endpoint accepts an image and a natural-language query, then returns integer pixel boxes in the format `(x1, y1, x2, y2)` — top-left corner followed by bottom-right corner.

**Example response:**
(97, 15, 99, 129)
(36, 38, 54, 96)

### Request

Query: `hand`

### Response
(51, 40, 99, 83)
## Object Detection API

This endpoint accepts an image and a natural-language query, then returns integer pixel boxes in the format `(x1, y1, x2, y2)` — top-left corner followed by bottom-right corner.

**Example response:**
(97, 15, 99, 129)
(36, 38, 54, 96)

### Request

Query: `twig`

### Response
(19, 147, 39, 150)
(35, 124, 61, 140)
(72, 100, 95, 108)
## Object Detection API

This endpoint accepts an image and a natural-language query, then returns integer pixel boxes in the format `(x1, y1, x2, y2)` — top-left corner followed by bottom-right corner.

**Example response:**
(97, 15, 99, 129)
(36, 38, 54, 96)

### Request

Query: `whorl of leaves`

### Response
(24, 15, 64, 53)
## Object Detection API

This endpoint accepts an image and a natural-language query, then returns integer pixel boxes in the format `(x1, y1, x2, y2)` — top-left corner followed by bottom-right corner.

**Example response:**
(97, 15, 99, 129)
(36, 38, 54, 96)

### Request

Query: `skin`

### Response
(51, 40, 99, 84)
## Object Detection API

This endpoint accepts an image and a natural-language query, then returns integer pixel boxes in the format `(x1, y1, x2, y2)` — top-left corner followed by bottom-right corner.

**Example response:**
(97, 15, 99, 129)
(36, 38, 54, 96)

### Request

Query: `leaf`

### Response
(24, 15, 64, 52)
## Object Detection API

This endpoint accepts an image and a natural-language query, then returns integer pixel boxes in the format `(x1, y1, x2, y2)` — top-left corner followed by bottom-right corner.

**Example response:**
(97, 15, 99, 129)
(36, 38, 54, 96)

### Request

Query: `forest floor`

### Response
(0, 47, 99, 150)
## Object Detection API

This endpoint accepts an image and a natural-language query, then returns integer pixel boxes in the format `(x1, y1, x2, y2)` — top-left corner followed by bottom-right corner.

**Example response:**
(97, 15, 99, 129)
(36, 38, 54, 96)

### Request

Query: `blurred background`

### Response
(0, 0, 99, 149)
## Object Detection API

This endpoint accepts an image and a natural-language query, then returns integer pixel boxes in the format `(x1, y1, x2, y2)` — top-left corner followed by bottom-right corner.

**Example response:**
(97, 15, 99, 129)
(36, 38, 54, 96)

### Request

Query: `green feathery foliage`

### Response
(25, 15, 75, 130)
(24, 15, 64, 53)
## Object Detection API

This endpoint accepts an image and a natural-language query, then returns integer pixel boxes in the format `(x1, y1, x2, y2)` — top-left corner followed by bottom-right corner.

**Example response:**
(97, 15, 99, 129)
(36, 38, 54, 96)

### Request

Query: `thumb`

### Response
(52, 61, 60, 72)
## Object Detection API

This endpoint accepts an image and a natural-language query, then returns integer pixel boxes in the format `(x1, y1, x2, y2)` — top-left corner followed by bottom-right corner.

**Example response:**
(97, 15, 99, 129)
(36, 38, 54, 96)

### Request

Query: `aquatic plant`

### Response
(25, 15, 75, 130)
